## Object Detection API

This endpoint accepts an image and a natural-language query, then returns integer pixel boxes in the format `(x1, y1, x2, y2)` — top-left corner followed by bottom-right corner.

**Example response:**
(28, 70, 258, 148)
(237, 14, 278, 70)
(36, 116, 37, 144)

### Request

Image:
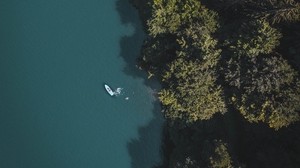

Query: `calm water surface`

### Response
(0, 0, 163, 167)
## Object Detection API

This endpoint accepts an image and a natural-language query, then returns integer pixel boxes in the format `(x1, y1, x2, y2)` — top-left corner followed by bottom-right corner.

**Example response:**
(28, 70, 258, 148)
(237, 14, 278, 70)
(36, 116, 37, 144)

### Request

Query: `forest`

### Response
(131, 0, 300, 167)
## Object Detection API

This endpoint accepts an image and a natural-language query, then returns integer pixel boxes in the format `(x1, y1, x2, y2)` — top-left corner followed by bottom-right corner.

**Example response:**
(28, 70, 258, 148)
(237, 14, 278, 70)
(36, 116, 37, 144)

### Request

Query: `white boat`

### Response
(104, 84, 115, 96)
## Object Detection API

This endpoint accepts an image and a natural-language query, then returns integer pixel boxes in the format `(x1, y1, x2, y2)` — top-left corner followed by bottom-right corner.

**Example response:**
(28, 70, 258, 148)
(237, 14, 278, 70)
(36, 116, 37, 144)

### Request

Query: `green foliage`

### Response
(209, 140, 233, 168)
(174, 7, 221, 69)
(159, 58, 226, 122)
(147, 1, 225, 123)
(224, 17, 299, 130)
(225, 54, 300, 130)
(251, 0, 300, 23)
(147, 0, 217, 36)
(177, 21, 219, 50)
(177, 21, 221, 69)
(140, 0, 220, 75)
(137, 0, 300, 167)
(137, 1, 300, 168)
(147, 0, 180, 36)
(233, 19, 282, 57)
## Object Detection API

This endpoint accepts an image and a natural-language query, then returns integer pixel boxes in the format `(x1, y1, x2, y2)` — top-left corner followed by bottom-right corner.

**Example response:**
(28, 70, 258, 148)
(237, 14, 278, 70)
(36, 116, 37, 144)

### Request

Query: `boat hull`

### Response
(104, 84, 115, 96)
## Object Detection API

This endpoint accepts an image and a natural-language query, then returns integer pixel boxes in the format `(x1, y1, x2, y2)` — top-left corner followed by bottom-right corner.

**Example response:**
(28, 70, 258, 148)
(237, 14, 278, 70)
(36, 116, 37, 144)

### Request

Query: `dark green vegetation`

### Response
(131, 0, 300, 167)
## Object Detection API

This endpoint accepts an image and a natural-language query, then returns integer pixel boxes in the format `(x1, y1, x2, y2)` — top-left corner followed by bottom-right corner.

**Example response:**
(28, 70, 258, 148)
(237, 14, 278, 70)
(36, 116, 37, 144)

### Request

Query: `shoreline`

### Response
(129, 0, 300, 167)
(128, 1, 172, 167)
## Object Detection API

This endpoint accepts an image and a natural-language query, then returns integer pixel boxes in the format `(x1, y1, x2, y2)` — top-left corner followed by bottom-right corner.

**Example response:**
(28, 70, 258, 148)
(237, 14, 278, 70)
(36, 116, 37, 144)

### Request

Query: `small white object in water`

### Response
(125, 97, 129, 100)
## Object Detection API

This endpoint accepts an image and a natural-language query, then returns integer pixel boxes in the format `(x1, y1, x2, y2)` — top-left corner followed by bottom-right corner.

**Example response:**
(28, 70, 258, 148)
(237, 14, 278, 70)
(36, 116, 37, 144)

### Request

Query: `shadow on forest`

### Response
(234, 115, 300, 167)
(115, 0, 164, 168)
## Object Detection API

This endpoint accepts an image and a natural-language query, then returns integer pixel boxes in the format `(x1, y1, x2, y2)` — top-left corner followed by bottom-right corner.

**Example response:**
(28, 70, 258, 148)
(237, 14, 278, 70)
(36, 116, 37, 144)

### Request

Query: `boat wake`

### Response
(113, 87, 123, 96)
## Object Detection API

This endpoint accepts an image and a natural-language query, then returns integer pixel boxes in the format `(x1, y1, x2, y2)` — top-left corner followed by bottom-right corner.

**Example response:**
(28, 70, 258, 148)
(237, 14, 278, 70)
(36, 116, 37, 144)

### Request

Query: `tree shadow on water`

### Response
(115, 0, 147, 79)
(115, 1, 165, 168)
(127, 103, 164, 168)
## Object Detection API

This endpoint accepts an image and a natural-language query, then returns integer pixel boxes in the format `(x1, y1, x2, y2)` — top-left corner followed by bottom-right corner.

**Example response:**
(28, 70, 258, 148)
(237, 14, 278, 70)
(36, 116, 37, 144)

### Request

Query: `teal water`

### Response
(0, 0, 163, 168)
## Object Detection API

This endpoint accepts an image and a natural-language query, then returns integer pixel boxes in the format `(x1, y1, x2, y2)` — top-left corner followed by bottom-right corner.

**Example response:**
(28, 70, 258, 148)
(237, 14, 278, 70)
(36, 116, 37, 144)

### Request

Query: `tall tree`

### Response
(231, 19, 282, 57)
(176, 19, 221, 69)
(147, 0, 217, 36)
(251, 0, 300, 23)
(226, 54, 300, 130)
(209, 140, 233, 168)
(159, 58, 226, 122)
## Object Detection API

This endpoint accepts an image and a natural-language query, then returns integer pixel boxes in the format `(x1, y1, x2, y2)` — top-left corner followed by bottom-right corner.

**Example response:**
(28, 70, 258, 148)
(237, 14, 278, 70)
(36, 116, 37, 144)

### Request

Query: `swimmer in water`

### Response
(125, 97, 129, 100)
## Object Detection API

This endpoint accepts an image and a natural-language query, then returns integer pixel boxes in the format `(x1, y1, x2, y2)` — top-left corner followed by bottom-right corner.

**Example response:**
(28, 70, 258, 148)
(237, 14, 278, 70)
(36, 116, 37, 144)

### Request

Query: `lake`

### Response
(0, 0, 163, 167)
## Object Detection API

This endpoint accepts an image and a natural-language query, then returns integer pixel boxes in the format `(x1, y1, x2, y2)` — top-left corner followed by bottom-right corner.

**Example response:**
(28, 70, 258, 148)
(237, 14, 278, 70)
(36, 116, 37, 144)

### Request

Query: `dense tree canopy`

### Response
(223, 16, 300, 129)
(147, 0, 218, 37)
(145, 0, 227, 123)
(226, 54, 300, 129)
(143, 0, 300, 129)
(176, 19, 221, 69)
(232, 19, 282, 57)
(159, 58, 226, 122)
(209, 140, 233, 168)
(251, 0, 300, 23)
(131, 0, 300, 167)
